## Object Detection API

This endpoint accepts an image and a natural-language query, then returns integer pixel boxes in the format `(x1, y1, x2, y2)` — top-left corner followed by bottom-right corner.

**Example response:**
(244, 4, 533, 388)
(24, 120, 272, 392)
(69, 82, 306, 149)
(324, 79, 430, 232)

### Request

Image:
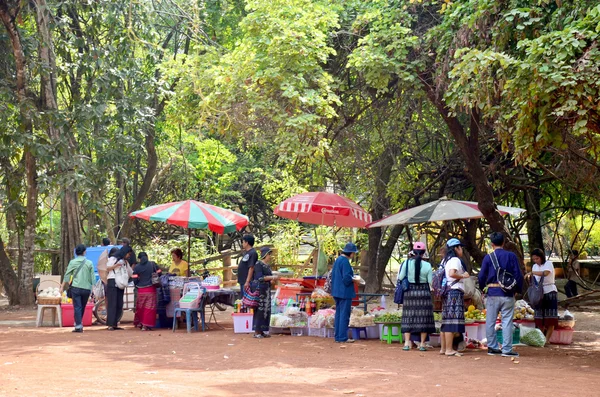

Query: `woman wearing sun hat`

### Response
(398, 242, 436, 351)
(440, 238, 470, 356)
(331, 242, 361, 343)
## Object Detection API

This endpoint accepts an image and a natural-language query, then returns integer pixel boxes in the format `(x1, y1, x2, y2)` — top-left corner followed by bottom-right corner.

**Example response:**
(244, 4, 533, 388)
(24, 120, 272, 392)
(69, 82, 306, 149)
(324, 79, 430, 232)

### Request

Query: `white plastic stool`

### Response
(36, 304, 63, 327)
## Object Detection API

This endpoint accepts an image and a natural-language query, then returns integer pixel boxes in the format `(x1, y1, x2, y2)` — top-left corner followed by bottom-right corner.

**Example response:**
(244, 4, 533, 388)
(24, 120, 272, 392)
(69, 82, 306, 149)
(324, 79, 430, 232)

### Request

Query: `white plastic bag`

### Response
(114, 261, 131, 289)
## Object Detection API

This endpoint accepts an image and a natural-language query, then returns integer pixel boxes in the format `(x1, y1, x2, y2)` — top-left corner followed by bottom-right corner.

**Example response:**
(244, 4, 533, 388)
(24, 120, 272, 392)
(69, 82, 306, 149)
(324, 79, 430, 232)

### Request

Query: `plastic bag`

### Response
(520, 326, 546, 347)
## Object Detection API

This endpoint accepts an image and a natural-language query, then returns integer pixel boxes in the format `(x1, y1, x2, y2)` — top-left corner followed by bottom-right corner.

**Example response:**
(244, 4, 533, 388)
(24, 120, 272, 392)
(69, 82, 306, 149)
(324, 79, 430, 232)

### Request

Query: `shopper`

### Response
(239, 234, 258, 292)
(132, 252, 161, 331)
(478, 232, 523, 357)
(332, 242, 360, 343)
(106, 246, 132, 331)
(101, 237, 111, 246)
(61, 244, 95, 333)
(247, 247, 279, 338)
(398, 242, 435, 351)
(440, 238, 469, 356)
(528, 248, 558, 344)
(565, 249, 580, 298)
(169, 248, 189, 276)
(121, 237, 137, 268)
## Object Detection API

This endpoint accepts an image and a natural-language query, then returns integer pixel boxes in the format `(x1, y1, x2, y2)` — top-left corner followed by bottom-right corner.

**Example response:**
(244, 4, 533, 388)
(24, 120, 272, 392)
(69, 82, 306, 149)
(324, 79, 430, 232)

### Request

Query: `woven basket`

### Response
(37, 280, 62, 305)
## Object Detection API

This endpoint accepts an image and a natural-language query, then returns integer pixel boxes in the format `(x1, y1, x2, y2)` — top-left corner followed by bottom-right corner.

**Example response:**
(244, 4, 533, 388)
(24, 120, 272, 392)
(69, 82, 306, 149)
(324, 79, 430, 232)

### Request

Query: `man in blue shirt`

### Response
(331, 242, 360, 343)
(478, 232, 523, 357)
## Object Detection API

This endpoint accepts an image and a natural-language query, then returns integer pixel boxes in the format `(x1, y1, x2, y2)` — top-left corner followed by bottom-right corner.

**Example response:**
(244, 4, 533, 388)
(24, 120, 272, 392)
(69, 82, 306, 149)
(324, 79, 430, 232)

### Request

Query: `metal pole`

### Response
(187, 228, 191, 277)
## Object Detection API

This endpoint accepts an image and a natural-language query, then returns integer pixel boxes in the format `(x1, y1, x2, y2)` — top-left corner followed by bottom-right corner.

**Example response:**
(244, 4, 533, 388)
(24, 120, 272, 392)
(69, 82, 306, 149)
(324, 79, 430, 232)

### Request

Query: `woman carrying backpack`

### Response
(440, 238, 470, 356)
(398, 242, 436, 351)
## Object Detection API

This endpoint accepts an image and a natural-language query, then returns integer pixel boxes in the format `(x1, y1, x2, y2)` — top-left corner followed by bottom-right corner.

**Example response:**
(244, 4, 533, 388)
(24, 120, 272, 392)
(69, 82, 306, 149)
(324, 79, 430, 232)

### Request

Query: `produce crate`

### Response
(308, 327, 326, 338)
(496, 326, 520, 345)
(429, 334, 441, 347)
(325, 327, 335, 338)
(269, 326, 290, 335)
(365, 325, 380, 339)
(290, 326, 308, 336)
(465, 323, 479, 341)
(549, 327, 574, 345)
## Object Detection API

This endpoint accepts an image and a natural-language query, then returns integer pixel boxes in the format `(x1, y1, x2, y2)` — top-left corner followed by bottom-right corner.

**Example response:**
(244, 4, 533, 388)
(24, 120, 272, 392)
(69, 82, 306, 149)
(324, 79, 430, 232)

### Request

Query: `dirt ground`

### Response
(1, 305, 600, 397)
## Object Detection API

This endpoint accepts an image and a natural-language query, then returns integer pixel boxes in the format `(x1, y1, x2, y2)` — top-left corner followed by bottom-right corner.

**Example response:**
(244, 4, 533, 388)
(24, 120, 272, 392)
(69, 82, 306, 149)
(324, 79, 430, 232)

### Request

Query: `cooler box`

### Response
(232, 313, 254, 333)
(61, 303, 94, 327)
(276, 285, 308, 300)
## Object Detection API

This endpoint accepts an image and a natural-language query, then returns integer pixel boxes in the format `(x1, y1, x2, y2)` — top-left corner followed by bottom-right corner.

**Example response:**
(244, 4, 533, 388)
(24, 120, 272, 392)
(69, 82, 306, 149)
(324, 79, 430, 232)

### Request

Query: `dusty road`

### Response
(1, 307, 599, 397)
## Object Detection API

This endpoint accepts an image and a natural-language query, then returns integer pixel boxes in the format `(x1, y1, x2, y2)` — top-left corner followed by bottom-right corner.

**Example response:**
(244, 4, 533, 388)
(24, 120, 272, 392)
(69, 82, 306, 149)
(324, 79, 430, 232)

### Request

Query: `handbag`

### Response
(151, 262, 161, 287)
(242, 284, 260, 308)
(393, 260, 410, 305)
(463, 276, 476, 299)
(114, 261, 131, 289)
(66, 260, 87, 299)
(527, 274, 545, 307)
(490, 251, 517, 293)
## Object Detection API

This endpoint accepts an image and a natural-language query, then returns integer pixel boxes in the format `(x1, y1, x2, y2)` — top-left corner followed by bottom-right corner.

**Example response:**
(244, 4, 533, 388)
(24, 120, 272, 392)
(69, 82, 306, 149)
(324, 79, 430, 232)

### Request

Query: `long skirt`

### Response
(253, 282, 271, 333)
(134, 286, 157, 328)
(401, 283, 436, 335)
(441, 289, 465, 333)
(534, 291, 558, 329)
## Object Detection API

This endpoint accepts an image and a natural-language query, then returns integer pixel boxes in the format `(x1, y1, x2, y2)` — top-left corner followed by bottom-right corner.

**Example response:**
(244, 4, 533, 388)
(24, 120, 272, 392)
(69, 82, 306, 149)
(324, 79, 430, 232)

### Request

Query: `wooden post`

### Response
(222, 250, 232, 287)
(359, 250, 368, 280)
(312, 248, 319, 276)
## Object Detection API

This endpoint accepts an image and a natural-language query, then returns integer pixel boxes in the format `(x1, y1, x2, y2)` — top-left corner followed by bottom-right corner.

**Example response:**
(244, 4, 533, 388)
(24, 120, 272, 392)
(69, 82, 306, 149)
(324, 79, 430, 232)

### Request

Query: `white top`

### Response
(444, 257, 465, 291)
(533, 261, 557, 294)
(106, 257, 124, 280)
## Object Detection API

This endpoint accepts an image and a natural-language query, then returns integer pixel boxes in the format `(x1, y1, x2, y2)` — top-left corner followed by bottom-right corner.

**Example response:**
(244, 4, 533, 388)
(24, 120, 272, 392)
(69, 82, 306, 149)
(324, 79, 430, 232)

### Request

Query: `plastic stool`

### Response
(380, 323, 403, 344)
(349, 327, 368, 340)
(36, 304, 63, 327)
(172, 307, 205, 333)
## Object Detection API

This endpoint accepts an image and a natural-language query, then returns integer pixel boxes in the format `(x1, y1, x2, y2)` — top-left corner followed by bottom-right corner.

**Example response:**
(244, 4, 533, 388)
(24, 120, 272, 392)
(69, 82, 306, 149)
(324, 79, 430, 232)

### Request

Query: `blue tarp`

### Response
(74, 245, 122, 282)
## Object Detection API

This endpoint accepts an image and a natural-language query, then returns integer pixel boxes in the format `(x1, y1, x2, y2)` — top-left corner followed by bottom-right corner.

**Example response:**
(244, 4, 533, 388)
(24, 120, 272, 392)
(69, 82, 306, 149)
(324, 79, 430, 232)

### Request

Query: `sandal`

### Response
(262, 333, 271, 338)
(107, 327, 115, 331)
(253, 334, 265, 339)
(445, 352, 463, 357)
(402, 346, 411, 351)
(141, 326, 152, 331)
(419, 346, 427, 352)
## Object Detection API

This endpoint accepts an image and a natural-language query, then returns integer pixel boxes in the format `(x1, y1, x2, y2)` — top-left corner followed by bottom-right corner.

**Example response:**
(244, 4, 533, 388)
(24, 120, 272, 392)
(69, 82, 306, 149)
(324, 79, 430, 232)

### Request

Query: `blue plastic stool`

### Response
(349, 327, 368, 340)
(172, 307, 205, 333)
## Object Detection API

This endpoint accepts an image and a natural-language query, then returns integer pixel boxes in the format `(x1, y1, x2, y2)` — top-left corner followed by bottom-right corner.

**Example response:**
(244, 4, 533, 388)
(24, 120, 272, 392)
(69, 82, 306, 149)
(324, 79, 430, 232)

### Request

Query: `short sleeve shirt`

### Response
(533, 261, 558, 294)
(169, 260, 188, 276)
(237, 248, 258, 285)
(444, 257, 465, 291)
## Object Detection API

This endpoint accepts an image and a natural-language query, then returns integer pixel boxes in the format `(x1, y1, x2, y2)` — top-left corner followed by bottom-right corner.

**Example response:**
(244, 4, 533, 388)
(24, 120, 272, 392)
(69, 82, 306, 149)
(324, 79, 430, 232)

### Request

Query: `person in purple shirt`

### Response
(478, 232, 523, 357)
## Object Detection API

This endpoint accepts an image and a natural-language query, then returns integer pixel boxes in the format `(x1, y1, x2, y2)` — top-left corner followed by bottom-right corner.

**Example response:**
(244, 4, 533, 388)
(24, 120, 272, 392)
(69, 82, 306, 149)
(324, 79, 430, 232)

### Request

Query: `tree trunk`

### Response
(524, 186, 544, 253)
(34, 0, 82, 274)
(1, 1, 37, 306)
(20, 148, 37, 305)
(0, 237, 20, 305)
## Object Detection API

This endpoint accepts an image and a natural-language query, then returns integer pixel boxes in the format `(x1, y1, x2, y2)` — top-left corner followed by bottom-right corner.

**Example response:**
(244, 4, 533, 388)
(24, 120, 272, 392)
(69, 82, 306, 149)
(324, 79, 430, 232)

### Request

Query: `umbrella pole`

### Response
(187, 228, 191, 278)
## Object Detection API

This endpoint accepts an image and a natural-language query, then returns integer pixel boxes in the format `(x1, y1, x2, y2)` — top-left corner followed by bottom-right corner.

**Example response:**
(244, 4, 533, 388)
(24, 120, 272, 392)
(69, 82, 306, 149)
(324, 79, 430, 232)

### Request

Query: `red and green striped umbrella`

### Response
(129, 200, 249, 234)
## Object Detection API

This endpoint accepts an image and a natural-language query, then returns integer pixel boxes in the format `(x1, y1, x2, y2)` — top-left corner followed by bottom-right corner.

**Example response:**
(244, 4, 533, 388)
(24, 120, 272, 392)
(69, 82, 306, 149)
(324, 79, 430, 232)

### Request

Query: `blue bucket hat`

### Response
(260, 247, 272, 259)
(342, 242, 359, 254)
(446, 238, 463, 248)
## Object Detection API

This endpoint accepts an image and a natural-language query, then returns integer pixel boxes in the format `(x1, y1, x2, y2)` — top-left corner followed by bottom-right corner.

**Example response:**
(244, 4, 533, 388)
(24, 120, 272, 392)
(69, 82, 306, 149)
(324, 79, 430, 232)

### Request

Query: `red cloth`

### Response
(134, 286, 157, 328)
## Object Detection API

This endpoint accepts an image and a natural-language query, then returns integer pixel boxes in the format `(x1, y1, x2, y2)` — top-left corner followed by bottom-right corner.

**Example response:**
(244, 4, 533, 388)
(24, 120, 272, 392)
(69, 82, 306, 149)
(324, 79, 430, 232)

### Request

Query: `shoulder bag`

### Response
(527, 273, 545, 308)
(393, 260, 410, 305)
(490, 251, 517, 293)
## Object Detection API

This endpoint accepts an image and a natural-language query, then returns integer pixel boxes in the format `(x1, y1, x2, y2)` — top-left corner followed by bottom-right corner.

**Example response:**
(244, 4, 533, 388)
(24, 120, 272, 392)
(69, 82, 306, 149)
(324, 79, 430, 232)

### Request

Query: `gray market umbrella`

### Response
(367, 197, 525, 227)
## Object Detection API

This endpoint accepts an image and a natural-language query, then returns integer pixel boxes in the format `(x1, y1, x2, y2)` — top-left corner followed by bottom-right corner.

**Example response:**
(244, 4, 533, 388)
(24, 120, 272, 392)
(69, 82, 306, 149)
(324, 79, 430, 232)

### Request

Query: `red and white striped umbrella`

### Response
(274, 192, 372, 228)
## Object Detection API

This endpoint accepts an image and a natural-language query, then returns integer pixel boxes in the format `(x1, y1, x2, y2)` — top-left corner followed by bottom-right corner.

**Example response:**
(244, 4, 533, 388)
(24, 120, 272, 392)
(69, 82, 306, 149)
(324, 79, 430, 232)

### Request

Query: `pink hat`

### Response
(413, 242, 426, 251)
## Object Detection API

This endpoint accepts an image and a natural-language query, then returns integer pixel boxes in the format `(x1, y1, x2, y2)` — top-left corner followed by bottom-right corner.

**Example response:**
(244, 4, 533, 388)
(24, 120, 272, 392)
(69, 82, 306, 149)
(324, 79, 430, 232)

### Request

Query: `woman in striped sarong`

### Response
(398, 242, 436, 351)
(132, 252, 161, 331)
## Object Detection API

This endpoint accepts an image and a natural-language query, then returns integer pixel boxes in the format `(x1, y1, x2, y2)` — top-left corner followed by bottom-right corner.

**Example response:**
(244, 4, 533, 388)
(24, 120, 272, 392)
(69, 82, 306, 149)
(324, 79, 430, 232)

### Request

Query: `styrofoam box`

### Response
(231, 313, 253, 333)
(476, 322, 487, 341)
(465, 324, 479, 341)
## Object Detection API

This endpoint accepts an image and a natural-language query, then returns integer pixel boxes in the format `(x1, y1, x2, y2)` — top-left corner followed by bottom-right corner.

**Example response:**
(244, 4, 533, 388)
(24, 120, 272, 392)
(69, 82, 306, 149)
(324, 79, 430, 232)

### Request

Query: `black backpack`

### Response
(490, 251, 517, 293)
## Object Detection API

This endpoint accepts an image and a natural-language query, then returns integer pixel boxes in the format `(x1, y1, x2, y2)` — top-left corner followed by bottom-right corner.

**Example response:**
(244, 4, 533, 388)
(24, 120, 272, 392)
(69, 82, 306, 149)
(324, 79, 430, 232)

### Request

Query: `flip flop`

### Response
(419, 347, 427, 352)
(253, 334, 265, 339)
(402, 346, 411, 351)
(445, 352, 463, 357)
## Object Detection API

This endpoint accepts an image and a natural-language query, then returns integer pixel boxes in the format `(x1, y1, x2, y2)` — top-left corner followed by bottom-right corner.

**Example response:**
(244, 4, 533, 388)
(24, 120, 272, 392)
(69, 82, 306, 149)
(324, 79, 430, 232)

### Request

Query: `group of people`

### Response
(61, 238, 193, 333)
(330, 232, 572, 355)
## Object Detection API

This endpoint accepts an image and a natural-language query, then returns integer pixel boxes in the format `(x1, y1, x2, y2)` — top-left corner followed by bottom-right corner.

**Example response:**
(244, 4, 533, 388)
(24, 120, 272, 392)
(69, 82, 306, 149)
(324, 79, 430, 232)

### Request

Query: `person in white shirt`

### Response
(528, 248, 558, 344)
(440, 238, 470, 357)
